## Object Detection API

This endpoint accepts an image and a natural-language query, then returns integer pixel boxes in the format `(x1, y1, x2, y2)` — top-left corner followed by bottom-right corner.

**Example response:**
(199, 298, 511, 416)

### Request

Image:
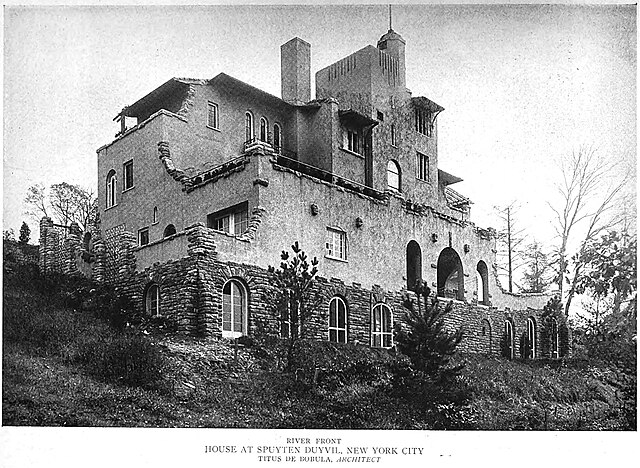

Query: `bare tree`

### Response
(494, 202, 526, 293)
(520, 241, 552, 293)
(26, 182, 97, 231)
(24, 184, 50, 220)
(548, 146, 630, 315)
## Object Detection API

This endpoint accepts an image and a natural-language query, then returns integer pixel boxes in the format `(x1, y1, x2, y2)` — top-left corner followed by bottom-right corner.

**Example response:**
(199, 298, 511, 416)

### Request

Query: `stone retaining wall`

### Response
(107, 221, 569, 358)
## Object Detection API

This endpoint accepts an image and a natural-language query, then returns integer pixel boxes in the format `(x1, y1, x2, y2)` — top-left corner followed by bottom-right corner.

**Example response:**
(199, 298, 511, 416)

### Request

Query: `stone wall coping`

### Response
(97, 109, 188, 153)
(271, 161, 388, 205)
(211, 228, 251, 243)
(133, 231, 186, 251)
(184, 222, 251, 244)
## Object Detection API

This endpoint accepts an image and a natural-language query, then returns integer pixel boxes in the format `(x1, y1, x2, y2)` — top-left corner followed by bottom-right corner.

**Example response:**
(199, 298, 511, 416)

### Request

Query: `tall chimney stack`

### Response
(281, 37, 311, 105)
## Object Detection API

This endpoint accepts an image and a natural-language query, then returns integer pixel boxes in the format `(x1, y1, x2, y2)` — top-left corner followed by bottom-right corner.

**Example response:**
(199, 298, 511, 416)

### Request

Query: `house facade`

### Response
(41, 27, 569, 358)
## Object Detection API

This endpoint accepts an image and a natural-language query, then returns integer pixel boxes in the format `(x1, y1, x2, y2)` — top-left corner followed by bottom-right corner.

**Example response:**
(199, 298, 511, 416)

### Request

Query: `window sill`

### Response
(339, 147, 364, 159)
(325, 254, 348, 263)
(222, 331, 246, 339)
(122, 186, 135, 193)
(104, 204, 118, 211)
(371, 344, 394, 350)
(415, 178, 431, 184)
(207, 125, 221, 132)
(436, 296, 466, 304)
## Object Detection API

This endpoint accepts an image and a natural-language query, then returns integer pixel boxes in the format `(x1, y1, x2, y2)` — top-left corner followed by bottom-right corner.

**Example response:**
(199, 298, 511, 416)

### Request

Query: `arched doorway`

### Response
(480, 318, 492, 354)
(526, 317, 536, 359)
(476, 260, 489, 305)
(503, 319, 514, 359)
(437, 247, 464, 300)
(406, 240, 422, 291)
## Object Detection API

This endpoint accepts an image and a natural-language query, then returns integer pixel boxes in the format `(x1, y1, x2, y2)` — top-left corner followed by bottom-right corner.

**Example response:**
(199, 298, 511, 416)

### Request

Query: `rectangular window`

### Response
(207, 101, 219, 129)
(138, 227, 149, 246)
(207, 202, 249, 236)
(416, 152, 429, 181)
(346, 129, 361, 154)
(415, 109, 434, 137)
(325, 228, 347, 261)
(390, 124, 397, 146)
(123, 160, 134, 190)
(376, 110, 384, 121)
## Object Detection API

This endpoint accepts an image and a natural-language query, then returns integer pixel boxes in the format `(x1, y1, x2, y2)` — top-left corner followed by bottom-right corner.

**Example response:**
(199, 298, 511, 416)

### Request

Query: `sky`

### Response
(3, 3, 636, 259)
(0, 3, 637, 464)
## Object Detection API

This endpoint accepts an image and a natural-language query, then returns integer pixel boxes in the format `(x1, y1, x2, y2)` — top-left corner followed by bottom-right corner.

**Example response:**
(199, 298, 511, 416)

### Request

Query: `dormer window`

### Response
(415, 108, 433, 137)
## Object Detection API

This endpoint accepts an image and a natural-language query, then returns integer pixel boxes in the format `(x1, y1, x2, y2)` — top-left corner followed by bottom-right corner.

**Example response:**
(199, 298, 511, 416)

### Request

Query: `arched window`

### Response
(83, 232, 92, 251)
(245, 111, 254, 142)
(550, 318, 559, 358)
(273, 123, 282, 151)
(145, 283, 160, 316)
(106, 170, 117, 208)
(437, 247, 464, 300)
(527, 317, 536, 359)
(259, 117, 268, 142)
(163, 224, 176, 238)
(222, 279, 248, 338)
(503, 319, 514, 359)
(328, 296, 347, 343)
(372, 303, 392, 348)
(406, 240, 422, 291)
(387, 160, 401, 191)
(477, 261, 489, 305)
(480, 318, 492, 354)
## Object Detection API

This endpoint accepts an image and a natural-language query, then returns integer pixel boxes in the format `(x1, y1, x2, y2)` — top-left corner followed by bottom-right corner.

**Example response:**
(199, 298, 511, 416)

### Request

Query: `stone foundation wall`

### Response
(39, 217, 106, 280)
(105, 222, 568, 358)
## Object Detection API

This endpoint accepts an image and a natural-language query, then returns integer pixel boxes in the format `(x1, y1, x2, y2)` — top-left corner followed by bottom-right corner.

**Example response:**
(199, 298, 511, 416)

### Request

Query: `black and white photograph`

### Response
(1, 2, 637, 466)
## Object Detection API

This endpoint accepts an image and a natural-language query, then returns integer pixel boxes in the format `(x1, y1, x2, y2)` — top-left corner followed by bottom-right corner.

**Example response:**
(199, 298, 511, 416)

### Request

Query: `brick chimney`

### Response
(281, 37, 311, 105)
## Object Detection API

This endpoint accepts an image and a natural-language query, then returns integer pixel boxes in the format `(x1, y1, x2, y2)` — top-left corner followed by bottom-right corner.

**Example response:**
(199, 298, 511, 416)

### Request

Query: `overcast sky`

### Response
(3, 3, 636, 254)
(1, 3, 637, 464)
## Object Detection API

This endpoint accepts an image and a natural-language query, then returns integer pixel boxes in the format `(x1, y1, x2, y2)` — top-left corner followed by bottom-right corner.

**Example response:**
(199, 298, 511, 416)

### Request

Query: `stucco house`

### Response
(40, 27, 569, 358)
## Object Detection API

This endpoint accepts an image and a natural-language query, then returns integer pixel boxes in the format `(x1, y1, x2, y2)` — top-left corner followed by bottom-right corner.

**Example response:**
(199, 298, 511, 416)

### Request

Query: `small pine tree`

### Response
(394, 280, 464, 385)
(266, 241, 320, 371)
(18, 222, 31, 245)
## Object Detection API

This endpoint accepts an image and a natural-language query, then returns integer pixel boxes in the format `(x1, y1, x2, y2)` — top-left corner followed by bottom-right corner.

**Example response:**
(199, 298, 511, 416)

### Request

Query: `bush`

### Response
(393, 282, 466, 406)
(3, 290, 100, 355)
(4, 264, 169, 390)
(271, 339, 397, 390)
(77, 332, 166, 389)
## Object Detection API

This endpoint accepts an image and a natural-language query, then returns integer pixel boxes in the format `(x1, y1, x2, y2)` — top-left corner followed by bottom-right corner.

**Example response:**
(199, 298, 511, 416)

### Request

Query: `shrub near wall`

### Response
(3, 262, 168, 390)
(285, 339, 398, 389)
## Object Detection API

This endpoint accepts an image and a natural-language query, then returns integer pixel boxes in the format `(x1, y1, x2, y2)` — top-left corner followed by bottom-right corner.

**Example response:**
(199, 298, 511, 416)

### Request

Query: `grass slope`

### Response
(2, 266, 633, 430)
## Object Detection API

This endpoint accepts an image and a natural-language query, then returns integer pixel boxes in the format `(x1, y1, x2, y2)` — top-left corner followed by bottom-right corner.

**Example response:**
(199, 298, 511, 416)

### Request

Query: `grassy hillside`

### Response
(2, 264, 635, 430)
